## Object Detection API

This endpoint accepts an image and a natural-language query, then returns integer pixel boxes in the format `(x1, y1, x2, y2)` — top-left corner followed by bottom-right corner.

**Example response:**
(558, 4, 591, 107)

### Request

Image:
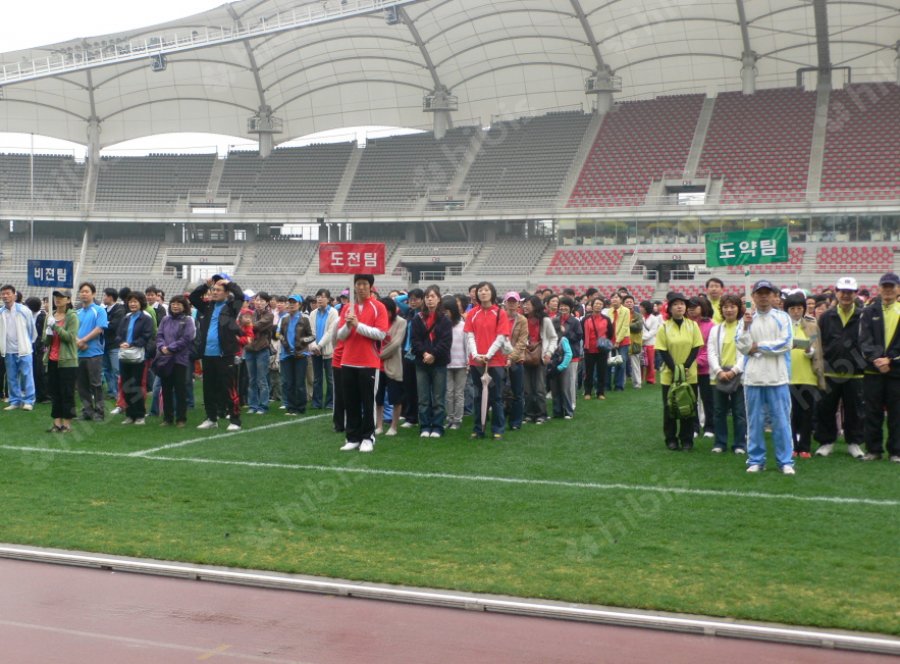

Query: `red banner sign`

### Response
(318, 242, 385, 275)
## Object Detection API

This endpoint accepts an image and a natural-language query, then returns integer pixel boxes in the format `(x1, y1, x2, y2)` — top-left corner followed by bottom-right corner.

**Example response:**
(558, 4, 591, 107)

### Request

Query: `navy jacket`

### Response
(859, 302, 900, 377)
(115, 311, 155, 359)
(818, 306, 865, 375)
(410, 311, 453, 367)
(189, 282, 245, 357)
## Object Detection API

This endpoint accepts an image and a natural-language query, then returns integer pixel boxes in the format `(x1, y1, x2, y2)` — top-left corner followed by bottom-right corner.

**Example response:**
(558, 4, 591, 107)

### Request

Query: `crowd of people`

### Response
(1, 272, 897, 472)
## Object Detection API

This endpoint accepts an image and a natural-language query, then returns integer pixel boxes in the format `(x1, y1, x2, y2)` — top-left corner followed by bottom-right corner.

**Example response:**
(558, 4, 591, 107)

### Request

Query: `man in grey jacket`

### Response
(736, 279, 795, 475)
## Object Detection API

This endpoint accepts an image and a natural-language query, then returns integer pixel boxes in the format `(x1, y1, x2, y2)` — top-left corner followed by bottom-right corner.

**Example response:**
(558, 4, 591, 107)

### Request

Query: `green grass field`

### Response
(0, 385, 897, 635)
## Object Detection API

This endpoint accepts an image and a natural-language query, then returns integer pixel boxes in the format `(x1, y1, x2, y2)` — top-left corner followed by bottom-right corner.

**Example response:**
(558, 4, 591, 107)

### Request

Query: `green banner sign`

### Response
(705, 227, 789, 268)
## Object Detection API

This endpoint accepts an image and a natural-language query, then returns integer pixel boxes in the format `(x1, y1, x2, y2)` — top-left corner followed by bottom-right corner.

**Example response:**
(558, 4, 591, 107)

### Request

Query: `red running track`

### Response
(0, 559, 894, 663)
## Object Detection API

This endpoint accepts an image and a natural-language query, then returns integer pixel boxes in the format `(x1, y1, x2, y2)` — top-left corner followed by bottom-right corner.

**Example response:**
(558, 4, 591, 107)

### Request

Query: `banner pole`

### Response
(744, 267, 751, 308)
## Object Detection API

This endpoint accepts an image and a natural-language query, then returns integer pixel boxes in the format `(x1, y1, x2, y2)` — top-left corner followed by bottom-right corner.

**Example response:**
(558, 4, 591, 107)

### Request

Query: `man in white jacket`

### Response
(736, 280, 795, 474)
(0, 285, 38, 410)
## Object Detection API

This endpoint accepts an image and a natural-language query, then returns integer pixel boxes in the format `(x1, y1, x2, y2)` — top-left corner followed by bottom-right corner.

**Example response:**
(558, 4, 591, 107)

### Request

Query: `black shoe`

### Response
(666, 440, 680, 451)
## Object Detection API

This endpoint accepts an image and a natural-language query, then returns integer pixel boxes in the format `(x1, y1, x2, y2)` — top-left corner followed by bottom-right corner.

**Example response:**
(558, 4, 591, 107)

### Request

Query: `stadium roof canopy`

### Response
(0, 0, 897, 148)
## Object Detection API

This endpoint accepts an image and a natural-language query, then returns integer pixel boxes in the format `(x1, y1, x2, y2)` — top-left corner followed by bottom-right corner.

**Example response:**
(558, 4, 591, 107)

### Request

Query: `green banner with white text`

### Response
(705, 227, 789, 268)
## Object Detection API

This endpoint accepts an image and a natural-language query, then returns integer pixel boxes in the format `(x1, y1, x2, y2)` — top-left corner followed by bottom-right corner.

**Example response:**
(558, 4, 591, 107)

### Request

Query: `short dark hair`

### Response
(118, 287, 131, 302)
(408, 288, 425, 299)
(145, 286, 158, 295)
(315, 288, 330, 298)
(705, 277, 724, 289)
(559, 296, 576, 310)
(720, 294, 745, 317)
(168, 294, 191, 315)
(256, 291, 271, 302)
(353, 274, 375, 286)
(103, 288, 119, 299)
(24, 296, 41, 313)
(126, 291, 147, 309)
(475, 281, 498, 305)
(79, 282, 96, 294)
(0, 284, 15, 294)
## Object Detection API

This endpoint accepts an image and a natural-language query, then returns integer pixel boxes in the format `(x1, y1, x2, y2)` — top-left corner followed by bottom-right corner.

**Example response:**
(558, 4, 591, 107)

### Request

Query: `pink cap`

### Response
(503, 291, 521, 302)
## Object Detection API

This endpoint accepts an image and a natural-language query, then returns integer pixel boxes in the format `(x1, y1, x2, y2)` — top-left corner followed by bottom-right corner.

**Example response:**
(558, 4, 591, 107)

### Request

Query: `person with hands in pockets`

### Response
(736, 280, 795, 475)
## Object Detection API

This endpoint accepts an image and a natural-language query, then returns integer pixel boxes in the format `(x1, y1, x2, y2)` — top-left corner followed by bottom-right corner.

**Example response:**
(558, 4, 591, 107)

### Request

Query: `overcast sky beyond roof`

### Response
(1, 1, 222, 53)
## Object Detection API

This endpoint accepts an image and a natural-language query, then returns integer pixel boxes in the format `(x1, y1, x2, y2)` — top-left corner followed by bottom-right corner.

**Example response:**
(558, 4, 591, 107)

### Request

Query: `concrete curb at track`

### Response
(0, 544, 897, 656)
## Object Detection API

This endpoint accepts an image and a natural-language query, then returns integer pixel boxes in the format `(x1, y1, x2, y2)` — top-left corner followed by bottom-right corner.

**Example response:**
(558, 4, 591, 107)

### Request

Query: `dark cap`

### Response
(353, 274, 375, 286)
(667, 292, 688, 305)
(879, 272, 900, 286)
(52, 289, 72, 298)
(751, 279, 777, 294)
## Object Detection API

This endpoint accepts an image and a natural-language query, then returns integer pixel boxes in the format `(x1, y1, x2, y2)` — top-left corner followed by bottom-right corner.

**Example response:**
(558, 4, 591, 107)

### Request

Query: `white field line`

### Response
(128, 413, 331, 457)
(1, 444, 898, 507)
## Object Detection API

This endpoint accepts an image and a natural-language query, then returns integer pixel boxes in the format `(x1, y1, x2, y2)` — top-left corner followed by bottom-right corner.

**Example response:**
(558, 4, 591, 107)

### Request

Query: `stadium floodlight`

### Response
(384, 7, 400, 25)
(150, 54, 167, 72)
(423, 89, 458, 112)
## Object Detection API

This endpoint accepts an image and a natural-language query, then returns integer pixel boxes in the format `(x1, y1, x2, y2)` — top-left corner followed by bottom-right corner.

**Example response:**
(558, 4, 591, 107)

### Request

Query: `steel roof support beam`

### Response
(813, 0, 833, 91)
(735, 0, 757, 94)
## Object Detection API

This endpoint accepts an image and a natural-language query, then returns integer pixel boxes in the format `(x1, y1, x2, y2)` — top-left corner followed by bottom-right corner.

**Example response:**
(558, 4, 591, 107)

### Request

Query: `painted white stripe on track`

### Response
(128, 413, 331, 456)
(1, 444, 897, 507)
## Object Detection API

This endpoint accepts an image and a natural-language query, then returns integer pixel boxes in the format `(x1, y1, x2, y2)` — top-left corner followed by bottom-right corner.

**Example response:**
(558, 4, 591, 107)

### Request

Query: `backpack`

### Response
(667, 364, 696, 419)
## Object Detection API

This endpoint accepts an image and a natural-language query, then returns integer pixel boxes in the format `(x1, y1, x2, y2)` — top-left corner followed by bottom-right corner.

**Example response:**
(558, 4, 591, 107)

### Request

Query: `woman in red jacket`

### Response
(582, 297, 614, 400)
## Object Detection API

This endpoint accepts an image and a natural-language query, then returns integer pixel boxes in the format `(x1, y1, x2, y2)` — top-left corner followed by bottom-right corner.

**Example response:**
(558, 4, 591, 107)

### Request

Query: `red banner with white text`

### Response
(318, 243, 385, 275)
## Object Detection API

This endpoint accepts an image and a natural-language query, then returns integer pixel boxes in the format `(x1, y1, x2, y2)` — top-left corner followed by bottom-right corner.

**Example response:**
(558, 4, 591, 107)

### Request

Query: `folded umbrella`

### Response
(480, 364, 493, 433)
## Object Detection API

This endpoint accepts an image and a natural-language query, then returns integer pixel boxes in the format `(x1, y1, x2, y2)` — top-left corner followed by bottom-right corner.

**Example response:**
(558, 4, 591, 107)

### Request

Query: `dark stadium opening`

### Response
(664, 184, 707, 206)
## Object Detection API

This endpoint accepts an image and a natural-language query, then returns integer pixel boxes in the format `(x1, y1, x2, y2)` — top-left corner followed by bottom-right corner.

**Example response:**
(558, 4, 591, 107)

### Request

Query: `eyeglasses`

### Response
(210, 287, 225, 292)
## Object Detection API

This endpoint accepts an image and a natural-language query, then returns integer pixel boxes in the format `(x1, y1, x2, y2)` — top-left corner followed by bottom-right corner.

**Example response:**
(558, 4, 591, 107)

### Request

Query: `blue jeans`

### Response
(102, 347, 119, 399)
(745, 384, 793, 469)
(506, 362, 525, 428)
(470, 365, 506, 436)
(245, 349, 271, 412)
(5, 353, 35, 406)
(416, 364, 447, 435)
(713, 385, 747, 451)
(281, 356, 308, 414)
(148, 374, 162, 416)
(311, 355, 333, 409)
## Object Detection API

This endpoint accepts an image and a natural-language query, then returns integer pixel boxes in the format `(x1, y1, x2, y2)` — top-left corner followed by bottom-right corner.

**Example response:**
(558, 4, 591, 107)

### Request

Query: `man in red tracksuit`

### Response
(338, 274, 389, 453)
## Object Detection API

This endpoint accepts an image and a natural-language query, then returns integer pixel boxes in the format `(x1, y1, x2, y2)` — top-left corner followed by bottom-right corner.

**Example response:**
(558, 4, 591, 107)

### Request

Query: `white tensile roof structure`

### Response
(0, 0, 897, 149)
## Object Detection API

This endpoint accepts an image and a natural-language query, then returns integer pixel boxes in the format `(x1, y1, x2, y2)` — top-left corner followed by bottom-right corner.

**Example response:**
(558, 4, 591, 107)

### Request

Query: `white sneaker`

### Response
(359, 439, 374, 453)
(385, 429, 397, 437)
(374, 427, 383, 435)
(734, 448, 747, 455)
(781, 465, 796, 475)
(22, 404, 33, 411)
(429, 431, 442, 438)
(3, 404, 19, 411)
(340, 441, 361, 451)
(122, 417, 135, 425)
(815, 443, 833, 457)
(279, 405, 287, 410)
(134, 418, 146, 425)
(564, 415, 573, 420)
(420, 431, 430, 438)
(226, 423, 241, 431)
(746, 464, 764, 473)
(890, 455, 900, 464)
(197, 419, 217, 430)
(401, 421, 415, 428)
(110, 406, 122, 415)
(847, 443, 864, 460)
(703, 432, 714, 439)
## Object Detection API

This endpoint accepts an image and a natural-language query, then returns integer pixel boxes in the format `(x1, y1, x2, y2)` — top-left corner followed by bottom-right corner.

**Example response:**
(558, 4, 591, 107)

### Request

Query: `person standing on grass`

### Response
(783, 293, 825, 459)
(0, 284, 37, 412)
(375, 297, 406, 438)
(101, 287, 125, 401)
(412, 285, 453, 439)
(582, 296, 613, 400)
(522, 295, 557, 426)
(687, 297, 715, 439)
(278, 295, 314, 417)
(502, 292, 527, 430)
(189, 275, 245, 431)
(640, 300, 660, 385)
(75, 282, 108, 422)
(308, 289, 338, 411)
(548, 317, 574, 419)
(154, 295, 195, 428)
(858, 272, 900, 463)
(43, 290, 79, 433)
(243, 292, 275, 415)
(706, 294, 747, 454)
(399, 288, 423, 429)
(443, 295, 468, 431)
(813, 277, 866, 460)
(623, 294, 643, 390)
(556, 296, 583, 409)
(736, 280, 795, 474)
(603, 292, 630, 392)
(115, 291, 154, 426)
(655, 293, 703, 451)
(465, 281, 511, 440)
(338, 274, 389, 453)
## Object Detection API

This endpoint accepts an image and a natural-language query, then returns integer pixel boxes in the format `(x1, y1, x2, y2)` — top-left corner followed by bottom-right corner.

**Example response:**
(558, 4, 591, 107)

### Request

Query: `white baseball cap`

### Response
(835, 276, 858, 292)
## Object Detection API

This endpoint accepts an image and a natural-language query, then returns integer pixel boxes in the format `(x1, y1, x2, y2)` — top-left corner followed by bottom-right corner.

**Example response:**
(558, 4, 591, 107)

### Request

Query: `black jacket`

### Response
(818, 305, 865, 375)
(105, 303, 126, 346)
(410, 311, 453, 367)
(556, 314, 584, 358)
(114, 311, 156, 359)
(189, 282, 245, 357)
(859, 302, 900, 377)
